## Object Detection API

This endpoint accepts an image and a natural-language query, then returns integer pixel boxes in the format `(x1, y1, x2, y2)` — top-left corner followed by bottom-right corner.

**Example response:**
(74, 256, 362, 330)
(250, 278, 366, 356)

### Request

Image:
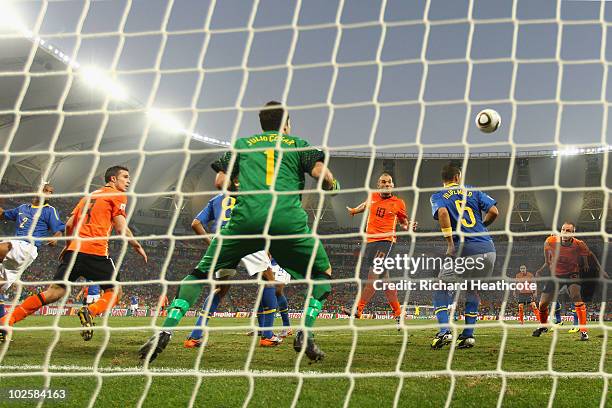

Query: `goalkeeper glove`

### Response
(329, 179, 340, 196)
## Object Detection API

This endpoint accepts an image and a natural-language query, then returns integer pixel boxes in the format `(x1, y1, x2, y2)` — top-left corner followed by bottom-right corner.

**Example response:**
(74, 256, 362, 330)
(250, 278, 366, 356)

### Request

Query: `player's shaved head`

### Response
(259, 101, 290, 132)
(377, 172, 394, 197)
(560, 222, 575, 243)
(441, 164, 461, 183)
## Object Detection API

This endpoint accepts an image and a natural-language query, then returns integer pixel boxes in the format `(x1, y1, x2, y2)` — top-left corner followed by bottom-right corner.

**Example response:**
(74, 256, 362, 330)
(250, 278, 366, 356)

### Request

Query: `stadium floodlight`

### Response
(80, 66, 128, 101)
(0, 2, 29, 35)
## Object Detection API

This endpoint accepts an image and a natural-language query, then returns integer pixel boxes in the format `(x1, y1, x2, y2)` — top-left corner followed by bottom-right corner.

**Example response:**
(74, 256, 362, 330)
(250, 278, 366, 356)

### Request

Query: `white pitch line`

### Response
(0, 365, 607, 380)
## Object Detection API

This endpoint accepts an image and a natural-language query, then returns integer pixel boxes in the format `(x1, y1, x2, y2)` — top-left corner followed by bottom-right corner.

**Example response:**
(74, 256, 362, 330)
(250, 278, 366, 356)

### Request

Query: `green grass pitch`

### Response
(0, 316, 610, 407)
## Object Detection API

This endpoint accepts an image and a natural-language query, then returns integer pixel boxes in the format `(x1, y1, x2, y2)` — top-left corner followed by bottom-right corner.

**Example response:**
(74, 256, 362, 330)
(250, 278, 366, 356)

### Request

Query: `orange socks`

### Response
(357, 273, 377, 315)
(2, 293, 46, 326)
(531, 303, 541, 320)
(87, 291, 119, 317)
(518, 303, 524, 324)
(575, 303, 587, 333)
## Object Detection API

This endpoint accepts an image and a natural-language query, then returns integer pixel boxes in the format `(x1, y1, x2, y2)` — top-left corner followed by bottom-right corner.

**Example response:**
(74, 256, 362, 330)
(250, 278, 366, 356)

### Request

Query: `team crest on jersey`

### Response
(119, 203, 126, 211)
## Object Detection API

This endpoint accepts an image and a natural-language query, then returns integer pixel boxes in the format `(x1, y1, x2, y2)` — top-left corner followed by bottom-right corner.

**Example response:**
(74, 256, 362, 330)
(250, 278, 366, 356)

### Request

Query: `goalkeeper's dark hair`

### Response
(441, 163, 461, 182)
(259, 101, 288, 132)
(104, 165, 129, 182)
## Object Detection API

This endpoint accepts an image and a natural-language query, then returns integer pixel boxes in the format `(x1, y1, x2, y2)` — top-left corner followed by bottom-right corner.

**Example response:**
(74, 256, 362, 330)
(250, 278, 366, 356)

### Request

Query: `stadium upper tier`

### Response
(0, 36, 610, 232)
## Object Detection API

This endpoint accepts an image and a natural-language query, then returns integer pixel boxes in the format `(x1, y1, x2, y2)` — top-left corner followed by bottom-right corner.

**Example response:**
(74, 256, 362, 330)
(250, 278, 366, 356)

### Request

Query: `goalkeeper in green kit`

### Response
(140, 101, 340, 363)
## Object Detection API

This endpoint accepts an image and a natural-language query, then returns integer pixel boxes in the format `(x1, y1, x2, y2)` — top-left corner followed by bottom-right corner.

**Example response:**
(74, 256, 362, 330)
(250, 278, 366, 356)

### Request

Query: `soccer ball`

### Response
(475, 109, 501, 133)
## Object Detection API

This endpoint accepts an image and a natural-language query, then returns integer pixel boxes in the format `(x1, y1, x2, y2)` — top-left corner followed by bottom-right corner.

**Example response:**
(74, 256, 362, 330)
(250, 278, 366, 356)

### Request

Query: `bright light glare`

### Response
(80, 66, 128, 101)
(553, 145, 611, 156)
(0, 2, 29, 34)
(147, 109, 187, 133)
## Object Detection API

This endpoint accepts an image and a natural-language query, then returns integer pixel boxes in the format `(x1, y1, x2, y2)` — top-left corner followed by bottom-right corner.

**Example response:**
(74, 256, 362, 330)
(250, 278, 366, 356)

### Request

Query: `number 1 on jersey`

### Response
(265, 149, 275, 186)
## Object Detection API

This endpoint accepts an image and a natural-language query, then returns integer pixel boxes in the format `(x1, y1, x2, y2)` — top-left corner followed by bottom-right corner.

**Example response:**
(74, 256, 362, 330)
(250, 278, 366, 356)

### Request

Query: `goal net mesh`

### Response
(0, 0, 609, 407)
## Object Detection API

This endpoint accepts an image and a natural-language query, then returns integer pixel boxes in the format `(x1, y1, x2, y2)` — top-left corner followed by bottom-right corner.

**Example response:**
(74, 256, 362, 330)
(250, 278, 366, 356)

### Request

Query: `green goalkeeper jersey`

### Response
(211, 131, 324, 234)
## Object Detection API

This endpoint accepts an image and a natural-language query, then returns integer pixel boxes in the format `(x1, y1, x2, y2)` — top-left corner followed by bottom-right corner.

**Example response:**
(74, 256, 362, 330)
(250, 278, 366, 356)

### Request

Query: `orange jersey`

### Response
(544, 235, 589, 277)
(68, 186, 127, 257)
(366, 193, 407, 243)
(515, 271, 535, 294)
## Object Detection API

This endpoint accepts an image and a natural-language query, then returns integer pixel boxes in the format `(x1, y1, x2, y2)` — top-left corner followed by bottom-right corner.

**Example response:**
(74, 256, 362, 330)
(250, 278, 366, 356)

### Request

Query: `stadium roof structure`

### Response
(0, 33, 610, 233)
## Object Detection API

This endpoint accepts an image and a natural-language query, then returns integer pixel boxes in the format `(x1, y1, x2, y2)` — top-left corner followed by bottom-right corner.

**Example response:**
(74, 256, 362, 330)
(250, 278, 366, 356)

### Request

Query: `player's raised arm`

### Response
(112, 214, 147, 263)
(310, 161, 338, 191)
(436, 207, 455, 257)
(346, 201, 367, 216)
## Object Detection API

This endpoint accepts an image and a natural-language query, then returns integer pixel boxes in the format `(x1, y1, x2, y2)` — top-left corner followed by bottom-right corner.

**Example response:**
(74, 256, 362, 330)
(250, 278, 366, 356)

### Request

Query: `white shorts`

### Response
(272, 264, 291, 284)
(0, 240, 38, 291)
(130, 304, 138, 311)
(86, 294, 100, 304)
(215, 250, 272, 279)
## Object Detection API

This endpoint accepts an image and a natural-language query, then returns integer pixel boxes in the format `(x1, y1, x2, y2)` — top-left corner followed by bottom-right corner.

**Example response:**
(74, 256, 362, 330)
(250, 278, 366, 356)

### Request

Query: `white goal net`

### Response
(0, 0, 610, 407)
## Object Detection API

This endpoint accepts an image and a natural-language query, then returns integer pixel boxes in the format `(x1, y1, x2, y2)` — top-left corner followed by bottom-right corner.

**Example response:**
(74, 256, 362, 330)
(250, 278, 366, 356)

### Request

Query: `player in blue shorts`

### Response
(0, 184, 65, 341)
(183, 178, 291, 348)
(429, 164, 499, 349)
(76, 280, 101, 306)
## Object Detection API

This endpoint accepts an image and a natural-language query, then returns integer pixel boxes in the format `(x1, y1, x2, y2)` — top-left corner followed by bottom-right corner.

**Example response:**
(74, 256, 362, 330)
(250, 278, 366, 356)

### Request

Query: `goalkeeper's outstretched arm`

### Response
(310, 161, 338, 191)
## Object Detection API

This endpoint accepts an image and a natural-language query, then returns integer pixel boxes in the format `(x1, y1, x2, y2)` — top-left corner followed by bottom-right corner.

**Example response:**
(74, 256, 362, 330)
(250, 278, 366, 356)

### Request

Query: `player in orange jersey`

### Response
(344, 173, 416, 329)
(513, 265, 539, 324)
(532, 222, 591, 341)
(0, 166, 147, 343)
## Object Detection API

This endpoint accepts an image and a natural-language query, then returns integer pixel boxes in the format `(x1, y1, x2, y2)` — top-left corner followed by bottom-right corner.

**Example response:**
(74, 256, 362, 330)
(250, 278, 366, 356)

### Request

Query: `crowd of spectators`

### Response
(0, 181, 610, 321)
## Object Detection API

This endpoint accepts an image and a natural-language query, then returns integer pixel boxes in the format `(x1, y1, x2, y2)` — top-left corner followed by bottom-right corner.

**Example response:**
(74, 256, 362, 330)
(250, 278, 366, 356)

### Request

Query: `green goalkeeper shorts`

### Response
(194, 211, 331, 280)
